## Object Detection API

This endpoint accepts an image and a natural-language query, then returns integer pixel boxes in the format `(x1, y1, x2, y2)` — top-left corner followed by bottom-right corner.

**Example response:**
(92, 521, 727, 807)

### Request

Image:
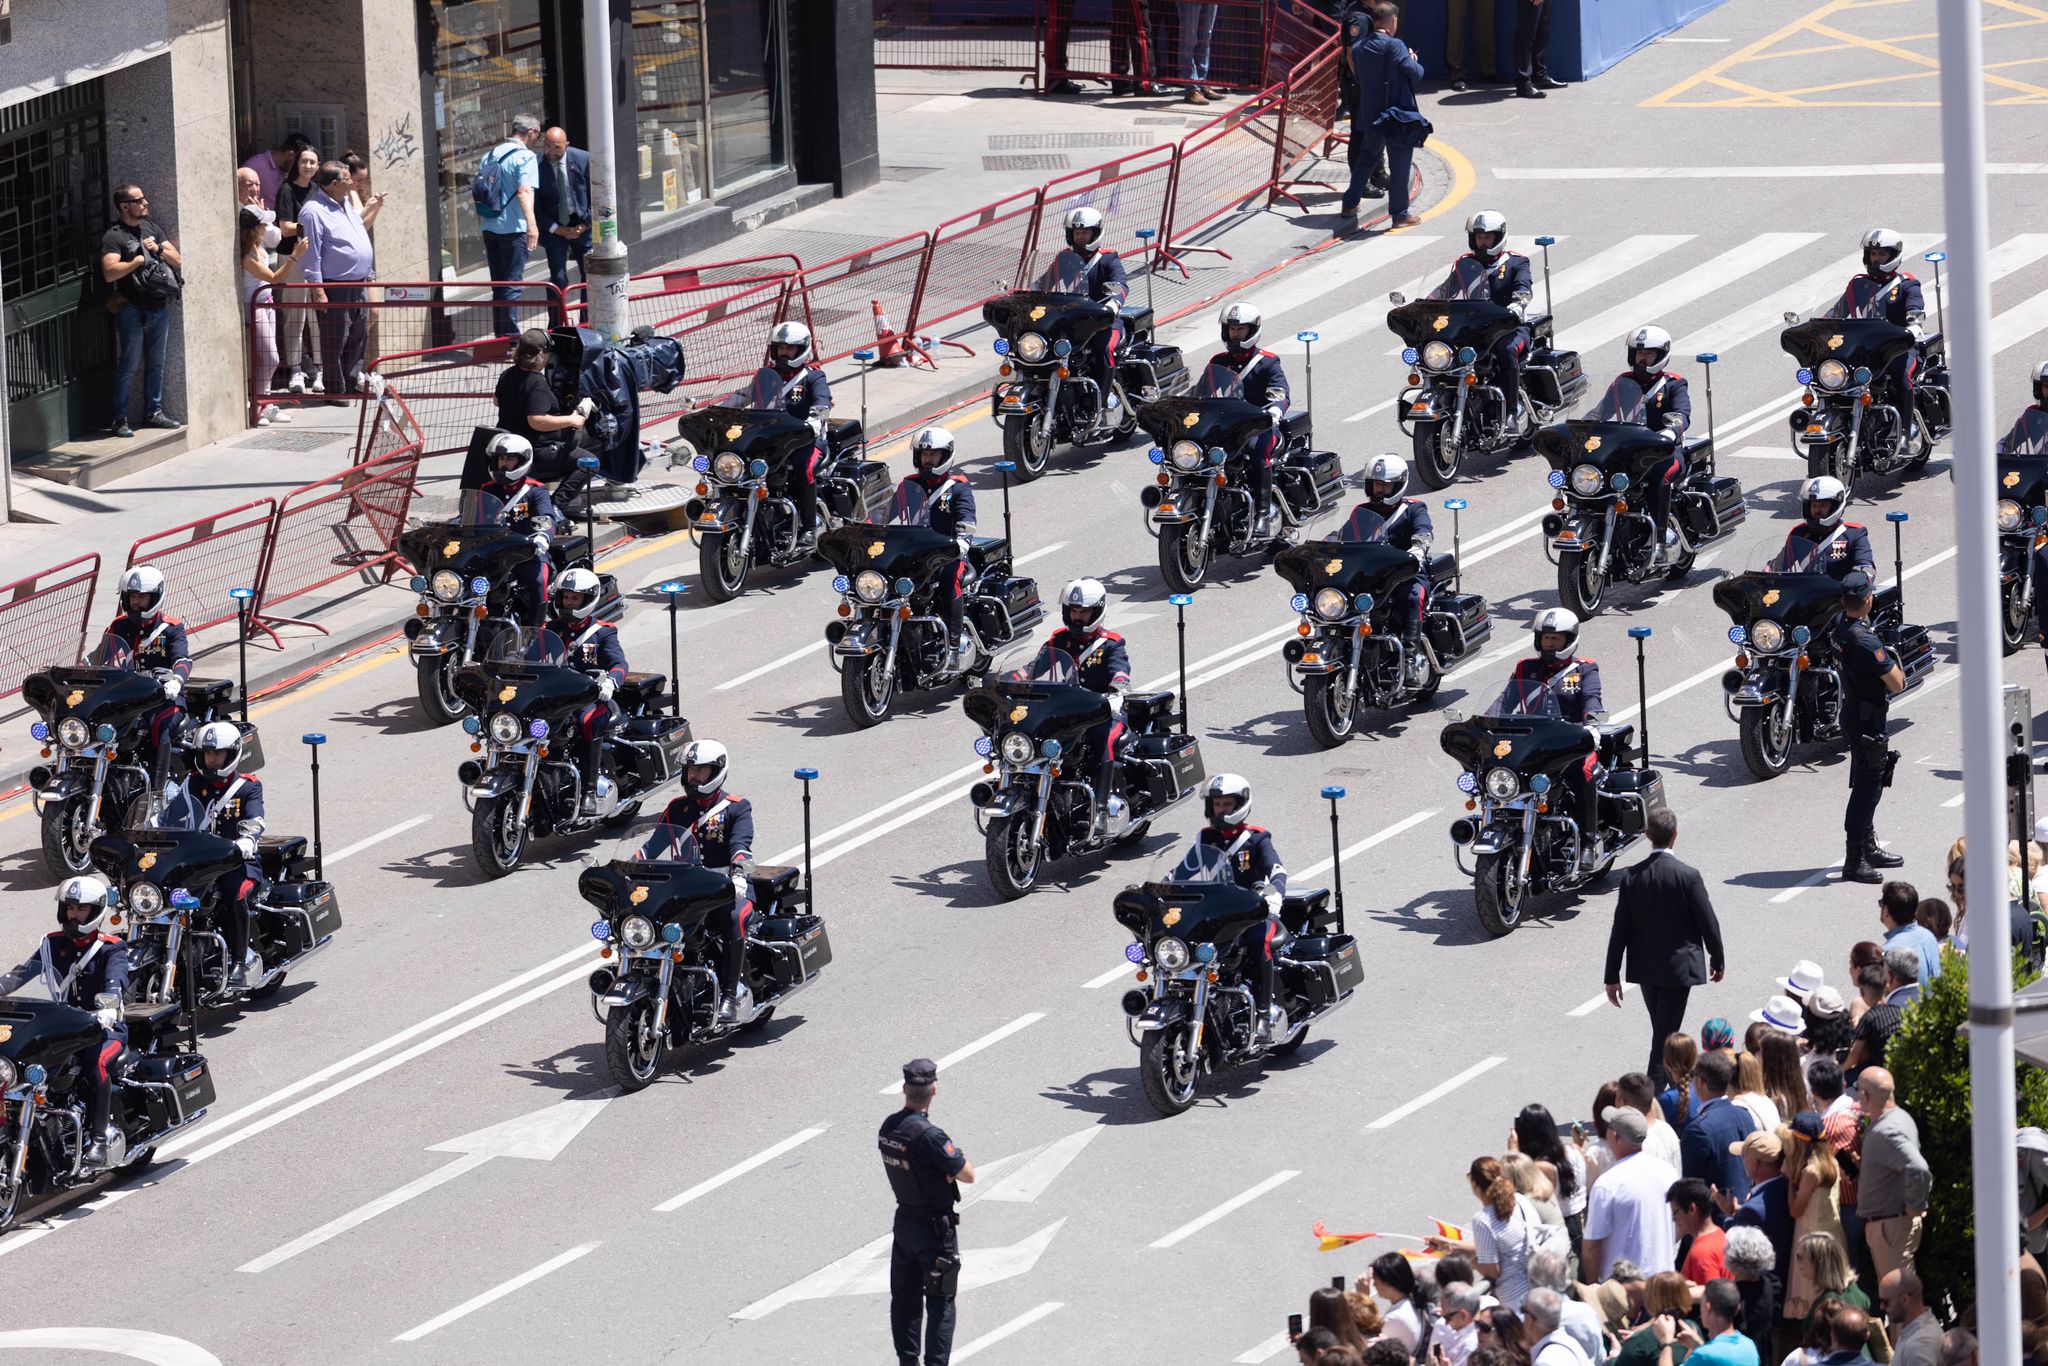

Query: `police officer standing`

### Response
(1834, 570, 1907, 883)
(880, 1058, 976, 1366)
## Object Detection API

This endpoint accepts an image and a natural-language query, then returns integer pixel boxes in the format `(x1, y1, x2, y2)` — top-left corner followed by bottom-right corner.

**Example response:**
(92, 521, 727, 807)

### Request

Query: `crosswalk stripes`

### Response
(1685, 234, 1940, 358)
(1555, 232, 1822, 356)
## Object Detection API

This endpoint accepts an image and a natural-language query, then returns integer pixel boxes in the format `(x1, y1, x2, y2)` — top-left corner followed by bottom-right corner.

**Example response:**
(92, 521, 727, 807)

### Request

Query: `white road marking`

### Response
(1445, 642, 1522, 684)
(0, 1328, 224, 1364)
(654, 1125, 832, 1213)
(1083, 962, 1136, 989)
(1012, 540, 1070, 567)
(1296, 809, 1441, 881)
(326, 814, 432, 866)
(1725, 446, 1800, 461)
(1235, 1330, 1297, 1363)
(1688, 237, 1939, 359)
(1894, 666, 1959, 711)
(1149, 1170, 1301, 1248)
(878, 1012, 1045, 1093)
(733, 1220, 1067, 1319)
(1569, 985, 1623, 1017)
(1366, 1056, 1506, 1130)
(392, 1242, 602, 1343)
(953, 1302, 1065, 1361)
(716, 639, 826, 691)
(981, 1124, 1103, 1204)
(1770, 862, 1850, 903)
(0, 1188, 138, 1261)
(1557, 234, 1821, 358)
(1233, 234, 1448, 355)
(1497, 164, 2048, 179)
(1943, 792, 1966, 808)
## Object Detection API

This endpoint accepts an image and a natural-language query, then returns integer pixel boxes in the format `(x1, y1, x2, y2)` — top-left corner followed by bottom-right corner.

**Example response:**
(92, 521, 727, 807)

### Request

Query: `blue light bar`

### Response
(1727, 625, 1746, 644)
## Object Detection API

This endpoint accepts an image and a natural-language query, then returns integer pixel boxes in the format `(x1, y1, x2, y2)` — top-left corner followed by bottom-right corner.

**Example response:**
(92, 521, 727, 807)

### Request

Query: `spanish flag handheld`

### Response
(1432, 1219, 1471, 1243)
(1311, 1221, 1375, 1253)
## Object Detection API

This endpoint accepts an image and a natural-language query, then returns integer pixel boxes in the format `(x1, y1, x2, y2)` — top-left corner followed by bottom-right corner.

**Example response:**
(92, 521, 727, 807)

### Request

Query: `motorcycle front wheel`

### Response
(1473, 850, 1527, 938)
(698, 529, 749, 604)
(604, 999, 662, 1092)
(470, 792, 529, 879)
(1738, 706, 1794, 781)
(840, 653, 895, 728)
(0, 1152, 21, 1235)
(1139, 1024, 1200, 1116)
(1001, 414, 1051, 481)
(1158, 523, 1208, 594)
(1557, 548, 1607, 618)
(1410, 419, 1459, 490)
(2002, 579, 2030, 655)
(1302, 673, 1357, 749)
(415, 657, 468, 726)
(40, 795, 95, 881)
(984, 812, 1041, 901)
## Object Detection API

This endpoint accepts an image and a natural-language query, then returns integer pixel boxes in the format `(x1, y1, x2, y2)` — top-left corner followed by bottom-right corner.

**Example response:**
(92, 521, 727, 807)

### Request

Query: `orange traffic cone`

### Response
(872, 299, 907, 368)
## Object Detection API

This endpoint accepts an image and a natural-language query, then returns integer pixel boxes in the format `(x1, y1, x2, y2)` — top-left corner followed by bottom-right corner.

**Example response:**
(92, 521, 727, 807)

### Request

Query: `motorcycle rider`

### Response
(1343, 453, 1434, 681)
(478, 432, 560, 633)
(1045, 578, 1131, 834)
(1493, 607, 1605, 843)
(1770, 476, 1874, 580)
(538, 567, 628, 815)
(1999, 360, 2048, 455)
(161, 721, 269, 987)
(94, 565, 194, 783)
(1035, 207, 1130, 422)
(0, 877, 132, 1168)
(1825, 228, 1927, 419)
(657, 740, 757, 1026)
(1195, 773, 1291, 1045)
(1604, 325, 1693, 565)
(763, 321, 831, 553)
(898, 426, 979, 671)
(1205, 302, 1292, 539)
(1428, 210, 1535, 430)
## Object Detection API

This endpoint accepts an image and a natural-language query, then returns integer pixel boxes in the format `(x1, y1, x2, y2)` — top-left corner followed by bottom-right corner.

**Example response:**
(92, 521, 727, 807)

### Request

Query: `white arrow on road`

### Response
(730, 1219, 1067, 1321)
(237, 1092, 613, 1274)
(0, 1328, 222, 1364)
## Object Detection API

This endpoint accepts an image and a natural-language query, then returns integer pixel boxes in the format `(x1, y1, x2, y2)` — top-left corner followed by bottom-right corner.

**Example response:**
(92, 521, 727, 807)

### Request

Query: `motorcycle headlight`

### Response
(1154, 936, 1191, 971)
(1000, 732, 1035, 765)
(1016, 332, 1049, 363)
(621, 916, 656, 949)
(1569, 464, 1605, 497)
(1313, 587, 1351, 621)
(1170, 439, 1205, 471)
(1748, 619, 1787, 653)
(127, 882, 163, 917)
(1999, 499, 2024, 532)
(853, 570, 889, 604)
(1484, 767, 1521, 801)
(1815, 359, 1851, 392)
(488, 712, 522, 745)
(712, 452, 747, 483)
(1421, 341, 1456, 371)
(430, 569, 465, 603)
(0, 1058, 14, 1094)
(56, 718, 90, 751)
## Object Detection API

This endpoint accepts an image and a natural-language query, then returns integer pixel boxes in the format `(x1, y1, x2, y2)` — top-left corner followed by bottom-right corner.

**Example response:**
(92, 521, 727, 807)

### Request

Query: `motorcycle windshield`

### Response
(1002, 644, 1081, 685)
(482, 626, 568, 665)
(721, 366, 788, 412)
(1145, 842, 1235, 885)
(889, 481, 946, 527)
(1334, 508, 1389, 543)
(1386, 299, 1521, 351)
(2001, 409, 2048, 457)
(1192, 363, 1246, 400)
(1587, 375, 1657, 424)
(23, 636, 165, 730)
(1487, 674, 1571, 721)
(609, 820, 704, 868)
(1709, 549, 1850, 636)
(1273, 535, 1415, 597)
(1112, 842, 1267, 946)
(458, 490, 510, 529)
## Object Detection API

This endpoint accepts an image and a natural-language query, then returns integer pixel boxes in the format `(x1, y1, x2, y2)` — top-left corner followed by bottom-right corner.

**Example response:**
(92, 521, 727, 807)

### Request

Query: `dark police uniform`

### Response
(1827, 270, 1927, 410)
(1596, 372, 1693, 540)
(0, 927, 133, 1141)
(1036, 247, 1130, 408)
(1203, 347, 1292, 520)
(1429, 251, 1535, 411)
(546, 616, 629, 802)
(2012, 408, 2048, 654)
(1198, 824, 1289, 1017)
(479, 474, 561, 629)
(1495, 656, 1606, 832)
(169, 768, 267, 974)
(879, 1058, 966, 1366)
(1345, 497, 1435, 638)
(658, 788, 756, 997)
(95, 610, 195, 776)
(1833, 572, 1898, 875)
(897, 472, 979, 646)
(764, 362, 833, 537)
(1047, 625, 1133, 798)
(1774, 520, 1874, 580)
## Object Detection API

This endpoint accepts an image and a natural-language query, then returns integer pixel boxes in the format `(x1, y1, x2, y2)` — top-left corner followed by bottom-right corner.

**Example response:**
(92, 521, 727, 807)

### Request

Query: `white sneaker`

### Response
(270, 407, 294, 424)
(287, 371, 307, 394)
(256, 409, 274, 427)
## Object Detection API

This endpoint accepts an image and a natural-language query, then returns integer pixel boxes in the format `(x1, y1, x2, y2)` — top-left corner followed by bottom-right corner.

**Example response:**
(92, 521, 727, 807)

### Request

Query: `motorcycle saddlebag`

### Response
(1279, 933, 1363, 1009)
(1426, 591, 1493, 659)
(1121, 343, 1188, 401)
(755, 913, 832, 991)
(1285, 446, 1343, 509)
(1523, 347, 1587, 412)
(263, 879, 341, 955)
(619, 715, 694, 785)
(1915, 376, 1953, 438)
(126, 1052, 216, 1127)
(973, 575, 1043, 641)
(1600, 766, 1667, 838)
(1128, 733, 1205, 808)
(1883, 622, 1937, 686)
(1679, 474, 1747, 542)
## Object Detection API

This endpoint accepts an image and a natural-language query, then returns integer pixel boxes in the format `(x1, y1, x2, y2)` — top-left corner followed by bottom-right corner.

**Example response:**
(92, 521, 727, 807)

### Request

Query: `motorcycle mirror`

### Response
(1388, 291, 1407, 305)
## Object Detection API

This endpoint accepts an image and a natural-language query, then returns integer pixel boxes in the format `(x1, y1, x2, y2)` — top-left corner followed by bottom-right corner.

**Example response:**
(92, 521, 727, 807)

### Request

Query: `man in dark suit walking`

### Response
(536, 127, 591, 299)
(1604, 807, 1724, 1086)
(1341, 1, 1423, 226)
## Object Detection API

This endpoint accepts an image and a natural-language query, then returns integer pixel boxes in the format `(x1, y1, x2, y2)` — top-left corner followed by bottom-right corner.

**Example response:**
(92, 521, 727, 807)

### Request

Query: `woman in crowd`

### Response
(1732, 1039, 1782, 1134)
(1613, 1271, 1697, 1363)
(1428, 1157, 1542, 1311)
(1501, 1151, 1566, 1244)
(1366, 1252, 1426, 1355)
(1782, 1297, 1845, 1366)
(1510, 1104, 1584, 1259)
(1760, 1033, 1811, 1124)
(1582, 1082, 1621, 1186)
(1724, 1225, 1780, 1364)
(237, 202, 302, 428)
(1787, 1231, 1883, 1357)
(274, 144, 322, 394)
(1779, 1118, 1844, 1353)
(1799, 989, 1854, 1069)
(1659, 1034, 1699, 1129)
(1308, 1285, 1373, 1359)
(1474, 1305, 1531, 1366)
(1700, 1018, 1737, 1061)
(1847, 943, 1885, 1024)
(1915, 896, 1953, 946)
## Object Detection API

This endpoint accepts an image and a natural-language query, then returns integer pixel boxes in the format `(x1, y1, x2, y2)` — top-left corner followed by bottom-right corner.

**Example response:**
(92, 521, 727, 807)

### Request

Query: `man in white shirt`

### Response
(1526, 1287, 1594, 1365)
(1618, 1071, 1684, 1173)
(1530, 1249, 1608, 1363)
(1580, 1106, 1680, 1279)
(1434, 1282, 1483, 1365)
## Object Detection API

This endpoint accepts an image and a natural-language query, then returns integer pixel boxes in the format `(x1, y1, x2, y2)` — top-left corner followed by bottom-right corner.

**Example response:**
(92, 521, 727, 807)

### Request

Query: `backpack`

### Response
(472, 145, 517, 217)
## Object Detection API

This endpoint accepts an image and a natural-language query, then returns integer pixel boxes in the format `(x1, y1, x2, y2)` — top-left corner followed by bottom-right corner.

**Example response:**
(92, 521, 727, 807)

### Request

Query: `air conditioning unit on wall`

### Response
(276, 103, 347, 162)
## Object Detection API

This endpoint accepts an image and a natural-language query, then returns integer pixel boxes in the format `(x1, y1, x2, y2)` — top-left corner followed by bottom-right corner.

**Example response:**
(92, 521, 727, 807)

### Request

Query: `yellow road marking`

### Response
(1414, 139, 1475, 227)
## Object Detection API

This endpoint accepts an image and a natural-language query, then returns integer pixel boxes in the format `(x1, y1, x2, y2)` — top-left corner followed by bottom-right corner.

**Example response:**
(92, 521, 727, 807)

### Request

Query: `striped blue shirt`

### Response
(296, 188, 374, 285)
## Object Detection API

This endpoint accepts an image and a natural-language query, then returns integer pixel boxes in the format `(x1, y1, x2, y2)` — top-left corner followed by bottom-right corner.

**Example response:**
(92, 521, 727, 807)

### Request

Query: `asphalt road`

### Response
(4, 3, 2046, 1362)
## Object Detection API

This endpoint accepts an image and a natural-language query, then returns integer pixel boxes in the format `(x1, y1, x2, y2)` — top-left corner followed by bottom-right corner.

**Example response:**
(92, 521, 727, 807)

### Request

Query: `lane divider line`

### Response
(1366, 1056, 1506, 1130)
(327, 814, 433, 867)
(953, 1302, 1066, 1362)
(877, 1012, 1046, 1094)
(1569, 985, 1624, 1018)
(392, 1242, 602, 1342)
(1149, 1170, 1300, 1249)
(654, 1125, 832, 1213)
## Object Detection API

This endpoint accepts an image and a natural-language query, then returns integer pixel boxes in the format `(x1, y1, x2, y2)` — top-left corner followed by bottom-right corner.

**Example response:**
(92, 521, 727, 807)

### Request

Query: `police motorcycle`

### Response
(1539, 364, 1747, 618)
(1111, 831, 1363, 1117)
(1713, 535, 1936, 780)
(1387, 241, 1589, 490)
(452, 629, 692, 878)
(983, 291, 1191, 480)
(23, 637, 240, 880)
(582, 816, 830, 1091)
(1138, 363, 1345, 593)
(1781, 300, 1951, 489)
(678, 366, 891, 603)
(1275, 506, 1493, 747)
(1995, 396, 2048, 653)
(399, 475, 619, 727)
(819, 467, 1043, 727)
(1441, 631, 1666, 937)
(964, 641, 1205, 900)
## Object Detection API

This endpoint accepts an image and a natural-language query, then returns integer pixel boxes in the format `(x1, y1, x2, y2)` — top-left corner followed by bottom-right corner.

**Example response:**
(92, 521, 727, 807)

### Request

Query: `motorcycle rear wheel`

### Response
(1002, 415, 1051, 481)
(604, 1000, 662, 1092)
(2002, 580, 2030, 655)
(1302, 674, 1357, 749)
(1557, 548, 1607, 618)
(415, 658, 468, 726)
(1269, 1023, 1309, 1059)
(470, 793, 529, 879)
(0, 1158, 20, 1235)
(40, 795, 95, 881)
(1139, 1025, 1200, 1116)
(698, 530, 749, 604)
(1738, 707, 1794, 781)
(984, 813, 1041, 901)
(1410, 420, 1459, 490)
(1473, 850, 1527, 938)
(840, 654, 895, 728)
(736, 1004, 776, 1035)
(1158, 523, 1208, 594)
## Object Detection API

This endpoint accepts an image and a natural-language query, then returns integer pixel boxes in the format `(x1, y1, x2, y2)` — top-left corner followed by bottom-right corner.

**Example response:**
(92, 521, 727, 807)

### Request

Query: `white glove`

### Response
(95, 1006, 121, 1029)
(530, 532, 551, 554)
(597, 673, 617, 701)
(956, 536, 973, 558)
(1262, 888, 1283, 916)
(1266, 406, 1284, 428)
(236, 836, 257, 860)
(1908, 322, 1926, 342)
(1106, 691, 1124, 717)
(806, 414, 827, 438)
(1658, 427, 1680, 444)
(574, 396, 599, 420)
(1411, 546, 1430, 566)
(161, 676, 183, 702)
(1509, 301, 1528, 320)
(730, 871, 749, 900)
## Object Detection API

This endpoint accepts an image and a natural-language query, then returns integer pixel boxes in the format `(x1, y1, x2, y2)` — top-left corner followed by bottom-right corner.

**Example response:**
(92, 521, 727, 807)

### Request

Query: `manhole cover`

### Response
(235, 431, 348, 452)
(586, 483, 691, 519)
(981, 153, 1072, 173)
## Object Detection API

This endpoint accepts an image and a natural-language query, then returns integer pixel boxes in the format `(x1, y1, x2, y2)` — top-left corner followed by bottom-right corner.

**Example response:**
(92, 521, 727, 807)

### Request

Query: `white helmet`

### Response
(1059, 577, 1108, 632)
(1062, 206, 1105, 255)
(681, 739, 729, 798)
(911, 426, 956, 475)
(56, 875, 112, 937)
(1531, 606, 1581, 661)
(767, 320, 812, 369)
(1798, 475, 1848, 529)
(554, 566, 603, 623)
(118, 565, 167, 620)
(192, 720, 243, 773)
(1862, 228, 1905, 277)
(1364, 453, 1410, 501)
(485, 431, 535, 483)
(1219, 302, 1263, 354)
(1626, 324, 1672, 377)
(2033, 358, 2048, 404)
(1466, 209, 1508, 261)
(1203, 772, 1252, 832)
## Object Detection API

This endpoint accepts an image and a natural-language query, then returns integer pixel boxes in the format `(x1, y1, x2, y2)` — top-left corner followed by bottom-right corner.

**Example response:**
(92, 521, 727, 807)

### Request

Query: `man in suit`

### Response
(536, 127, 591, 299)
(1342, 1, 1423, 226)
(1679, 1051, 1758, 1200)
(1604, 807, 1725, 1085)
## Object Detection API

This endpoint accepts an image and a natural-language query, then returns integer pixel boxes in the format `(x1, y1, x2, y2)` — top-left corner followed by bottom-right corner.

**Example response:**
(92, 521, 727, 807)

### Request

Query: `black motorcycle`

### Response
(1275, 506, 1493, 747)
(399, 485, 619, 726)
(1137, 363, 1345, 593)
(23, 638, 239, 880)
(1442, 638, 1666, 936)
(964, 641, 1205, 900)
(1388, 276, 1588, 489)
(1996, 448, 2048, 654)
(1112, 838, 1363, 1117)
(1781, 312, 1951, 487)
(1714, 539, 1937, 780)
(583, 816, 831, 1091)
(984, 291, 1191, 479)
(678, 366, 891, 602)
(453, 630, 693, 877)
(0, 996, 216, 1232)
(1539, 370, 1747, 617)
(819, 469, 1043, 727)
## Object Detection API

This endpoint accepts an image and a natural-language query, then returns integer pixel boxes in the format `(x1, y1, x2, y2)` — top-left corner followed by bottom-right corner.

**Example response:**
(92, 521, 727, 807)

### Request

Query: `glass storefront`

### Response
(424, 0, 548, 278)
(630, 0, 788, 231)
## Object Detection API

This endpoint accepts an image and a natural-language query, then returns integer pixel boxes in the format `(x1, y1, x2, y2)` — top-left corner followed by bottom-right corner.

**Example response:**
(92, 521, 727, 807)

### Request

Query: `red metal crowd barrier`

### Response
(793, 233, 934, 367)
(911, 188, 1048, 338)
(875, 0, 1041, 73)
(0, 553, 102, 698)
(126, 500, 280, 643)
(253, 452, 422, 636)
(1160, 86, 1291, 265)
(1026, 144, 1180, 284)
